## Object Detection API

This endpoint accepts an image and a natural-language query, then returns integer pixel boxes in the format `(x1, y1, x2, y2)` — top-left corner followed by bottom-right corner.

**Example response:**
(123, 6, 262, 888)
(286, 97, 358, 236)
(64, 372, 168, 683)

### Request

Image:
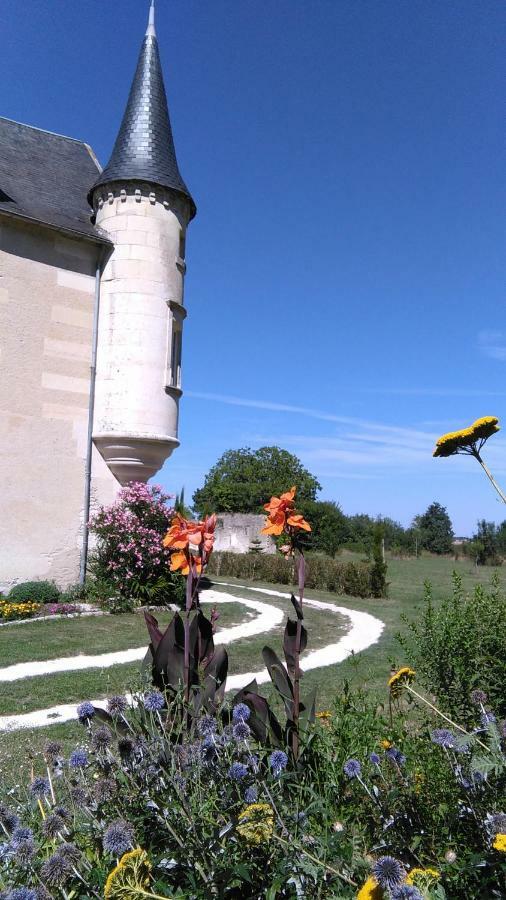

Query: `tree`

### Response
(299, 500, 350, 557)
(370, 522, 388, 597)
(193, 447, 321, 514)
(468, 520, 502, 566)
(414, 502, 454, 555)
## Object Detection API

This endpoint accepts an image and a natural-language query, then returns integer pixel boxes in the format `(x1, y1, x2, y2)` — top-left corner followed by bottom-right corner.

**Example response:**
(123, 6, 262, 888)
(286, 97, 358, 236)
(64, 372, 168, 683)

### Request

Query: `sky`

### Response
(2, 0, 505, 534)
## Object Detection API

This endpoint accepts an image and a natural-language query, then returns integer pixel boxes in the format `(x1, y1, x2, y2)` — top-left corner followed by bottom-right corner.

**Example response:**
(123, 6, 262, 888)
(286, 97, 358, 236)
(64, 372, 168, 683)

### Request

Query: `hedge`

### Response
(206, 551, 373, 597)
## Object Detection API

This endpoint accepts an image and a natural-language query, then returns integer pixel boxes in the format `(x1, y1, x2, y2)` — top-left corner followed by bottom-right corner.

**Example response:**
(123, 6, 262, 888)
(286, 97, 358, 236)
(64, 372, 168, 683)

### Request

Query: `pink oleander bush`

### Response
(88, 482, 185, 610)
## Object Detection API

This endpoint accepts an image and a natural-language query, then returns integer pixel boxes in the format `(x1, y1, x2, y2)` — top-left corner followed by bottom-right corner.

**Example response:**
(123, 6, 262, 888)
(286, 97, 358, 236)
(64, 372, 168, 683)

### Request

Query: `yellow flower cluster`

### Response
(388, 667, 415, 697)
(433, 416, 499, 457)
(315, 710, 332, 727)
(104, 848, 152, 898)
(356, 876, 383, 899)
(493, 833, 506, 852)
(0, 597, 40, 620)
(236, 802, 274, 845)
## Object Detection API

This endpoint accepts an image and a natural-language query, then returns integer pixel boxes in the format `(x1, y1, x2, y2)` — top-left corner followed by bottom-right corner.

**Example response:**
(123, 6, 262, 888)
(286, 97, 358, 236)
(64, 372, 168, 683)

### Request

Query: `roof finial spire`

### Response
(146, 0, 156, 37)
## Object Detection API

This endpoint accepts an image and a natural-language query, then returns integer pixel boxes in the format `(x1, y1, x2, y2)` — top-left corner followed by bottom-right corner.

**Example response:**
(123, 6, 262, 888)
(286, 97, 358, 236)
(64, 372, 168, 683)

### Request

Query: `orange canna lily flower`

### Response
(286, 513, 311, 532)
(170, 550, 202, 576)
(261, 509, 286, 535)
(263, 486, 296, 515)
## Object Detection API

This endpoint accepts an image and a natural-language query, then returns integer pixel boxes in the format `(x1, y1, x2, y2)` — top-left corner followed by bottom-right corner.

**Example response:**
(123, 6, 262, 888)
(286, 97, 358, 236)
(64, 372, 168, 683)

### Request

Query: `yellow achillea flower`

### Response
(316, 710, 332, 727)
(493, 833, 506, 852)
(405, 867, 440, 887)
(380, 739, 392, 750)
(388, 667, 415, 698)
(237, 802, 274, 845)
(356, 876, 384, 899)
(104, 848, 152, 899)
(433, 416, 499, 457)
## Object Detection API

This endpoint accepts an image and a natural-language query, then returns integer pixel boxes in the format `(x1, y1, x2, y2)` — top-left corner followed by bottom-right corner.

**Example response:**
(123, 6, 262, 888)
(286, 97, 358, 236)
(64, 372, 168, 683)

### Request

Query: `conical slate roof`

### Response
(89, 2, 195, 218)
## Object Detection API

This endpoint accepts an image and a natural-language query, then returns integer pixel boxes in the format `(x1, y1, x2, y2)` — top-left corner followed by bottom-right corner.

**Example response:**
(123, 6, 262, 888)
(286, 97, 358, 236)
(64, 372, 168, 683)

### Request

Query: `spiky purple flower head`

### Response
(431, 729, 456, 748)
(118, 736, 135, 758)
(197, 715, 217, 736)
(29, 777, 50, 799)
(42, 812, 65, 839)
(143, 690, 165, 712)
(56, 843, 81, 865)
(232, 703, 250, 722)
(6, 890, 38, 900)
(233, 721, 251, 741)
(392, 887, 423, 900)
(372, 856, 406, 889)
(269, 750, 288, 776)
(369, 752, 380, 765)
(43, 740, 62, 762)
(92, 725, 113, 750)
(76, 701, 95, 723)
(386, 747, 406, 766)
(343, 758, 361, 779)
(244, 786, 258, 803)
(103, 819, 134, 856)
(107, 695, 128, 717)
(470, 689, 488, 705)
(40, 852, 72, 887)
(0, 803, 19, 832)
(10, 828, 33, 848)
(228, 762, 248, 781)
(69, 748, 88, 769)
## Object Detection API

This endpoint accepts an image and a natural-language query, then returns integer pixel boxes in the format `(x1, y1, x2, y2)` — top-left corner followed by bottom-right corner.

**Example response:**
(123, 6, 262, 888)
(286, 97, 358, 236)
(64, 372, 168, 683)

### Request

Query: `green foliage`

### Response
(398, 572, 506, 722)
(414, 501, 454, 555)
(465, 520, 502, 566)
(299, 499, 349, 556)
(370, 523, 388, 598)
(8, 579, 61, 605)
(192, 446, 321, 514)
(206, 551, 373, 597)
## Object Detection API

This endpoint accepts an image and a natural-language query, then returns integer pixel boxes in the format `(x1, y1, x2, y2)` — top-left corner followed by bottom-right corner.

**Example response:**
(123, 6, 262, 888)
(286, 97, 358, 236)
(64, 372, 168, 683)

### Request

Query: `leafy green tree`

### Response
(193, 447, 321, 514)
(299, 500, 350, 557)
(413, 501, 454, 555)
(469, 520, 502, 566)
(370, 523, 388, 597)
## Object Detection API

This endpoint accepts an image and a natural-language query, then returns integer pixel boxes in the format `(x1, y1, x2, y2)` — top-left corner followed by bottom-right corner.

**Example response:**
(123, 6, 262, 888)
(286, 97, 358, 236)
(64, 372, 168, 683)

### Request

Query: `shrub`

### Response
(207, 551, 373, 597)
(8, 579, 61, 605)
(88, 482, 185, 609)
(397, 572, 506, 722)
(370, 523, 388, 598)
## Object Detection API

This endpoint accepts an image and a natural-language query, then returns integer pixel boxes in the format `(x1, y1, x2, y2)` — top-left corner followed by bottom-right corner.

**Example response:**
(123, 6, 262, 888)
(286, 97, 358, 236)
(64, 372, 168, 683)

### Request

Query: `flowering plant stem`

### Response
(273, 833, 356, 886)
(292, 549, 305, 760)
(405, 685, 490, 752)
(473, 451, 506, 504)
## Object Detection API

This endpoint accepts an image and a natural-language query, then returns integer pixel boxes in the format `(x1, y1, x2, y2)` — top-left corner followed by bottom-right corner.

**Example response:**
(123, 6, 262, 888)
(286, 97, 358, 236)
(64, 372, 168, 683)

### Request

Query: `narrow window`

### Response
(179, 229, 186, 260)
(170, 322, 182, 388)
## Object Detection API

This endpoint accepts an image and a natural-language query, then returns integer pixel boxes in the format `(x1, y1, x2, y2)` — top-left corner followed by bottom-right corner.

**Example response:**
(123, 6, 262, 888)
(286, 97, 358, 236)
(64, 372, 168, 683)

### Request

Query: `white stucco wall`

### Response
(92, 183, 191, 484)
(0, 218, 118, 591)
(213, 514, 275, 554)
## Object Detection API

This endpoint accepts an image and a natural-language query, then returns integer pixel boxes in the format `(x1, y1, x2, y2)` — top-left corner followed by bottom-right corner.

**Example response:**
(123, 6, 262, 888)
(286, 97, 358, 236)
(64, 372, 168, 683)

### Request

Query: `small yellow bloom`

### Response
(493, 833, 506, 852)
(388, 667, 415, 697)
(405, 867, 440, 887)
(104, 848, 152, 899)
(356, 876, 384, 899)
(316, 710, 332, 727)
(380, 739, 393, 750)
(237, 802, 274, 845)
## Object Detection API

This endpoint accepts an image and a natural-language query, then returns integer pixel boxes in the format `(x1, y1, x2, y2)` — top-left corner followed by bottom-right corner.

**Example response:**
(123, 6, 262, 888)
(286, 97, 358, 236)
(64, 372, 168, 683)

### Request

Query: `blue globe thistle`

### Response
(470, 689, 488, 705)
(430, 729, 456, 748)
(53, 805, 70, 822)
(343, 758, 361, 779)
(386, 747, 406, 766)
(92, 725, 113, 750)
(369, 752, 380, 765)
(232, 703, 250, 722)
(12, 838, 35, 866)
(6, 890, 38, 900)
(56, 843, 81, 865)
(69, 748, 88, 769)
(107, 695, 128, 717)
(197, 715, 217, 736)
(10, 827, 33, 848)
(244, 786, 258, 803)
(118, 736, 135, 757)
(481, 711, 496, 726)
(103, 819, 134, 856)
(372, 856, 406, 890)
(228, 762, 248, 782)
(143, 690, 165, 712)
(488, 812, 506, 833)
(0, 803, 19, 832)
(29, 776, 50, 799)
(43, 740, 62, 762)
(233, 721, 251, 742)
(70, 786, 87, 806)
(392, 887, 423, 900)
(269, 750, 288, 776)
(40, 852, 72, 887)
(0, 841, 13, 861)
(201, 736, 218, 765)
(42, 812, 65, 839)
(76, 701, 95, 723)
(173, 774, 187, 793)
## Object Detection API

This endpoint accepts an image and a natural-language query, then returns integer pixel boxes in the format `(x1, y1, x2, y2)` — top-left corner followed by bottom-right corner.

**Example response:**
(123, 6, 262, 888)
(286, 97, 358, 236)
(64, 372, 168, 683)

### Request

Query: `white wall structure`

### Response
(213, 514, 275, 554)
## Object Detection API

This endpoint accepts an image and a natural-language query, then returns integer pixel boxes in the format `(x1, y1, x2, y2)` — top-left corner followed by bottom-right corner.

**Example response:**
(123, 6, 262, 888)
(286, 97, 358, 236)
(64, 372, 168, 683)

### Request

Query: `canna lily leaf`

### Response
(262, 646, 294, 720)
(283, 618, 308, 675)
(152, 612, 185, 689)
(289, 593, 304, 620)
(143, 610, 163, 651)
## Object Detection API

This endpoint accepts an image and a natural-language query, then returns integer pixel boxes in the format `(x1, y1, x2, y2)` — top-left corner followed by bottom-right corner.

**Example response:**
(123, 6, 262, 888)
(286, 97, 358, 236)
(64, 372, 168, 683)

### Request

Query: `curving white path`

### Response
(0, 585, 384, 732)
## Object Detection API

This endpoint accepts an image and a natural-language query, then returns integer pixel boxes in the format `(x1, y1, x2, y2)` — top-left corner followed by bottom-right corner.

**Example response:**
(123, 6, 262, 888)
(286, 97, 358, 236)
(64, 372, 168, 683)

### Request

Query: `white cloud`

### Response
(478, 330, 506, 361)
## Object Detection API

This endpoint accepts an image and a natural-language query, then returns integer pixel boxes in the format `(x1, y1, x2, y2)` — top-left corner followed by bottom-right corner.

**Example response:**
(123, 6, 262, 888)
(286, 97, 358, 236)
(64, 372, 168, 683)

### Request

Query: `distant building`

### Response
(0, 2, 195, 589)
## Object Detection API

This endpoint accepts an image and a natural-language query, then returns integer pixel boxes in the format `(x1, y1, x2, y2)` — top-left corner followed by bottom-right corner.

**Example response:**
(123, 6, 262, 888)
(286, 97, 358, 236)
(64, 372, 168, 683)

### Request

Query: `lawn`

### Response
(0, 554, 499, 785)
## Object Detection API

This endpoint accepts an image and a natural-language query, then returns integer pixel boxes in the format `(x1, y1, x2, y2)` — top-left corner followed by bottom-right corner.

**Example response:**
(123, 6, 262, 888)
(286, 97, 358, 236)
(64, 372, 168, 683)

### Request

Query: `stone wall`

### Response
(213, 513, 275, 555)
(0, 218, 118, 591)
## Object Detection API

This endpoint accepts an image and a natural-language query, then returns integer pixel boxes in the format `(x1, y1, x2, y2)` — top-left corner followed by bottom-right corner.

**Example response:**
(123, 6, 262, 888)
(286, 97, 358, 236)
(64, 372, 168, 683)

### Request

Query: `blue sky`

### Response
(2, 1, 505, 534)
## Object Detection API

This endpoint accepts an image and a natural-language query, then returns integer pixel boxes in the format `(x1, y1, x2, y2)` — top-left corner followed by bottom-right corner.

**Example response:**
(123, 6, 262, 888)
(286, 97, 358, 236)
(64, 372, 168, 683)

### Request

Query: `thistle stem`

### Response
(273, 834, 356, 886)
(474, 452, 506, 504)
(405, 685, 490, 752)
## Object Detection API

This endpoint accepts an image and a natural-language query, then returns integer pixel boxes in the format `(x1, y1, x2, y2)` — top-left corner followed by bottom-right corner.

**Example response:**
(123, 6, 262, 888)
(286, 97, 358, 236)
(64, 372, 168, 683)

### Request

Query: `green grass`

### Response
(0, 555, 499, 784)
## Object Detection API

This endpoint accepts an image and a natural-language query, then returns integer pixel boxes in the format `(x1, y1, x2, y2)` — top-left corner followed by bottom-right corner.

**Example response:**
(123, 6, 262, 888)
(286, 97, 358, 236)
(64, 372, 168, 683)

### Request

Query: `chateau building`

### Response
(0, 2, 195, 589)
